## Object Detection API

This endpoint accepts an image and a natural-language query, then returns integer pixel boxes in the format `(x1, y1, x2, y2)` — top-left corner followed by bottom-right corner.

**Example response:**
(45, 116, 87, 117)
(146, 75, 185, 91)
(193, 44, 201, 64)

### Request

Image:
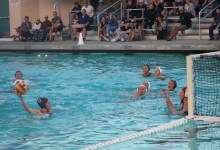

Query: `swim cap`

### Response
(137, 84, 147, 92)
(146, 82, 151, 89)
(37, 97, 48, 109)
(181, 87, 188, 98)
(143, 82, 151, 89)
(157, 67, 162, 73)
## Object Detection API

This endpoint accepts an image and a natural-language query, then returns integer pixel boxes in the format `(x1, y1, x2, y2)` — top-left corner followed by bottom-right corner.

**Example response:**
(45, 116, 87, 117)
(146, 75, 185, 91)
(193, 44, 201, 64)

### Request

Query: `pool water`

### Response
(0, 53, 219, 150)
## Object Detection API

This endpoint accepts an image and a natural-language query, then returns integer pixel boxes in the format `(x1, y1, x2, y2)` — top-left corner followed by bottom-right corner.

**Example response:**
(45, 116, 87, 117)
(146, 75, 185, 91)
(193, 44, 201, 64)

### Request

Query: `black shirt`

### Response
(180, 12, 192, 28)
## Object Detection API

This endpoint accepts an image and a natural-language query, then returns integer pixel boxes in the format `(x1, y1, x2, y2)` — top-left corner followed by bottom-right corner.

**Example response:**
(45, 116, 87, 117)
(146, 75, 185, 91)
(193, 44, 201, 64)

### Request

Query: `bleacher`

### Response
(55, 1, 219, 41)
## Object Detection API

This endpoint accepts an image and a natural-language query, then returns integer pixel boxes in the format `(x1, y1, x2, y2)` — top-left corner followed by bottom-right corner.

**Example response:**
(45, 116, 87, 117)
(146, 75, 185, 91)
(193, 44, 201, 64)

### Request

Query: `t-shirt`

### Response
(21, 21, 32, 29)
(41, 20, 52, 30)
(78, 14, 90, 24)
(81, 5, 94, 18)
(180, 12, 192, 28)
(52, 16, 63, 27)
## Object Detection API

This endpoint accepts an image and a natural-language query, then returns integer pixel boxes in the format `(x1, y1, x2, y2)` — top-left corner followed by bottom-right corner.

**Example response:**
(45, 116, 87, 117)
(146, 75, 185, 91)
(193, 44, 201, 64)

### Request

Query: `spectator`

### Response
(135, 0, 147, 23)
(39, 15, 52, 42)
(153, 14, 167, 39)
(111, 20, 132, 42)
(162, 0, 176, 16)
(153, 0, 163, 14)
(184, 0, 196, 17)
(209, 7, 220, 40)
(48, 11, 63, 42)
(144, 4, 157, 29)
(97, 0, 107, 15)
(71, 2, 82, 19)
(32, 19, 42, 42)
(98, 16, 107, 40)
(20, 16, 32, 41)
(104, 12, 118, 39)
(124, 0, 136, 20)
(195, 0, 207, 16)
(72, 2, 82, 12)
(81, 0, 94, 25)
(72, 9, 90, 41)
(167, 7, 192, 41)
(131, 21, 142, 41)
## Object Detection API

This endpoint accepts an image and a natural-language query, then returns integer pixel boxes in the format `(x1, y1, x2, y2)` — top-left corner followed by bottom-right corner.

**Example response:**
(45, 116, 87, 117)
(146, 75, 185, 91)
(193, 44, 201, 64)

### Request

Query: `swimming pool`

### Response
(0, 53, 219, 150)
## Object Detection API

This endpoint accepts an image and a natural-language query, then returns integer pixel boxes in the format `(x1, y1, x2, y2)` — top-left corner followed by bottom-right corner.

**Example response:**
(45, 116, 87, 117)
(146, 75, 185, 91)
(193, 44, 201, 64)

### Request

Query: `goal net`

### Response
(187, 51, 220, 121)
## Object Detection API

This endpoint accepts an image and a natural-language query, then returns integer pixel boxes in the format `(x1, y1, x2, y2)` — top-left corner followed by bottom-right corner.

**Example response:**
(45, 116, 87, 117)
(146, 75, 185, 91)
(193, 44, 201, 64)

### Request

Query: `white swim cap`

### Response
(147, 82, 151, 89)
(137, 84, 147, 92)
(157, 67, 162, 73)
(185, 89, 188, 98)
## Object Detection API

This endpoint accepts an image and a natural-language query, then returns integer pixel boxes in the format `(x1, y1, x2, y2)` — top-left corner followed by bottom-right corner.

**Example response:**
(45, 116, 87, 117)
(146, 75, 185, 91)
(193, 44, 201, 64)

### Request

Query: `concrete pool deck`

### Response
(0, 39, 219, 53)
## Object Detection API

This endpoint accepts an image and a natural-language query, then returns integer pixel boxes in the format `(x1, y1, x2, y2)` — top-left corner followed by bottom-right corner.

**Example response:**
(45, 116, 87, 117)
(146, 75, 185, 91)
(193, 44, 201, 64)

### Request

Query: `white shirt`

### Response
(81, 5, 94, 18)
(33, 23, 41, 30)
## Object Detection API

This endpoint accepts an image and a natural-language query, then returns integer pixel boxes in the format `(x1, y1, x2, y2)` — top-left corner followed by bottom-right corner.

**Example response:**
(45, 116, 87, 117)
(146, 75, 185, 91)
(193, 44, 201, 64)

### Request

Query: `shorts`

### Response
(178, 25, 188, 31)
(53, 26, 63, 32)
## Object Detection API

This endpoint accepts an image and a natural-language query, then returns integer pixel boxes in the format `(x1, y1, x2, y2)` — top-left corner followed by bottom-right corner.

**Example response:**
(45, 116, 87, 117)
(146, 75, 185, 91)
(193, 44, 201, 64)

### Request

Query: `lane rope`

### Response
(80, 118, 188, 150)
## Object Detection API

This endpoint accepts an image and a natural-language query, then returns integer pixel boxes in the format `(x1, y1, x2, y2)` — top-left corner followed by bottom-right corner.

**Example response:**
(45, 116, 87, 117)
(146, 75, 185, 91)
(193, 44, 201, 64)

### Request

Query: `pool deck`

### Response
(0, 39, 220, 53)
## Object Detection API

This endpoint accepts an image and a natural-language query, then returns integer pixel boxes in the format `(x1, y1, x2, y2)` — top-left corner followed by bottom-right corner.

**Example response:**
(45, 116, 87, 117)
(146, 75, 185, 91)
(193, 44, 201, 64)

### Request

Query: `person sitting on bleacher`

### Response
(184, 0, 196, 18)
(32, 18, 42, 42)
(20, 16, 32, 41)
(72, 2, 82, 12)
(162, 0, 176, 17)
(135, 0, 147, 23)
(153, 14, 167, 40)
(97, 0, 107, 16)
(124, 0, 136, 20)
(153, 0, 163, 14)
(98, 16, 107, 40)
(131, 21, 142, 41)
(144, 4, 157, 29)
(103, 13, 118, 41)
(111, 20, 132, 42)
(166, 7, 192, 41)
(209, 7, 220, 40)
(48, 11, 63, 42)
(81, 1, 94, 25)
(72, 9, 90, 41)
(39, 15, 52, 42)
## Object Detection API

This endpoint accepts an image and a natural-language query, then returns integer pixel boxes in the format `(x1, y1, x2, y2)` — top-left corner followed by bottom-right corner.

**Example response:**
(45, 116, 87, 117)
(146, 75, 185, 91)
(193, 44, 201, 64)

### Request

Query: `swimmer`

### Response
(142, 64, 153, 77)
(14, 71, 23, 82)
(166, 87, 188, 114)
(131, 84, 147, 99)
(16, 92, 52, 115)
(13, 71, 30, 85)
(161, 80, 177, 93)
(154, 67, 165, 78)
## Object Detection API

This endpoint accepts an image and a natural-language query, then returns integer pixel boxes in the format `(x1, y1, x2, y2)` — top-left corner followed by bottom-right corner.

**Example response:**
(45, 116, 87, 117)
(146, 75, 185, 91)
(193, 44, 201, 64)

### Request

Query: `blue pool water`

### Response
(0, 53, 219, 150)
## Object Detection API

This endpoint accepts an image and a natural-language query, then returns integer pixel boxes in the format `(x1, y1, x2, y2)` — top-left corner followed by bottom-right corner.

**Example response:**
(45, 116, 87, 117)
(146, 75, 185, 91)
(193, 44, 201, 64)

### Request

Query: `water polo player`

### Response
(161, 80, 177, 93)
(165, 87, 188, 114)
(16, 92, 52, 115)
(142, 64, 153, 76)
(131, 84, 147, 99)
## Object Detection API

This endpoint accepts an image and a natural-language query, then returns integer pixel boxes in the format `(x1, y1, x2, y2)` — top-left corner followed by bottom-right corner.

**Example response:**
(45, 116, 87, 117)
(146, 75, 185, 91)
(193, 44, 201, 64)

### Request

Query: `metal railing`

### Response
(163, 6, 180, 28)
(199, 0, 220, 39)
(125, 8, 145, 21)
